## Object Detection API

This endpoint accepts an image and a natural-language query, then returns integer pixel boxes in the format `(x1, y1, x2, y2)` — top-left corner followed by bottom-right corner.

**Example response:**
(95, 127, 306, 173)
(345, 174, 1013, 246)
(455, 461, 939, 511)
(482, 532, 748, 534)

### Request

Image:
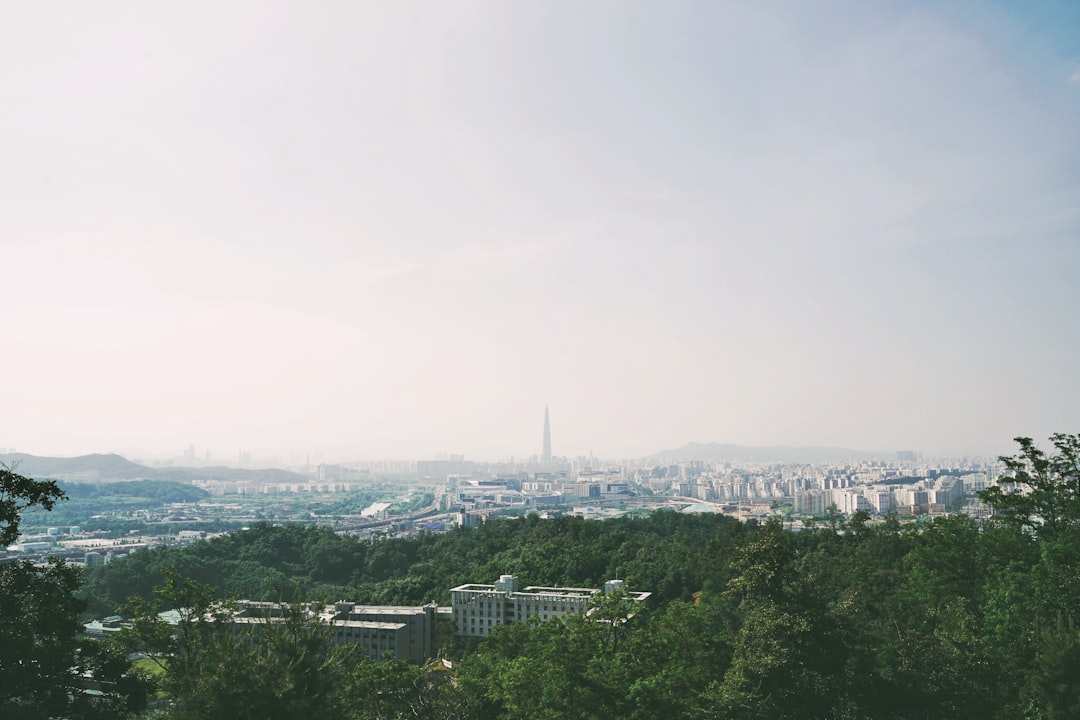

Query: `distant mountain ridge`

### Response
(0, 453, 150, 480)
(0, 452, 309, 484)
(648, 442, 890, 464)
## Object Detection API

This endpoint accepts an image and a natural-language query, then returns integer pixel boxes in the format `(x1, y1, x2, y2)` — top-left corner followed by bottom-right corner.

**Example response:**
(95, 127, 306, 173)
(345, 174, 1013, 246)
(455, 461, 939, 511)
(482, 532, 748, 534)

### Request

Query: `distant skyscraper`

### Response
(542, 406, 552, 464)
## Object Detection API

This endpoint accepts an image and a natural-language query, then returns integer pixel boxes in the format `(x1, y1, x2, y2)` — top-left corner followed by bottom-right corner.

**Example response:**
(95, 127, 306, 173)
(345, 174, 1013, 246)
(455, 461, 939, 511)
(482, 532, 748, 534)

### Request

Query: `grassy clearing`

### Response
(133, 657, 168, 676)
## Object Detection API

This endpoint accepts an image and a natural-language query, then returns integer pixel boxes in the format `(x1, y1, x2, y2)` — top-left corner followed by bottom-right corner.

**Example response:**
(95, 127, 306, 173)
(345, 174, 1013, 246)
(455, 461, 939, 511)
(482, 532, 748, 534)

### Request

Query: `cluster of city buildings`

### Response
(452, 469, 633, 511)
(416, 413, 1005, 519)
(4, 524, 156, 565)
(3, 521, 221, 566)
(443, 459, 1001, 521)
(793, 473, 977, 515)
(659, 463, 996, 518)
(192, 480, 365, 496)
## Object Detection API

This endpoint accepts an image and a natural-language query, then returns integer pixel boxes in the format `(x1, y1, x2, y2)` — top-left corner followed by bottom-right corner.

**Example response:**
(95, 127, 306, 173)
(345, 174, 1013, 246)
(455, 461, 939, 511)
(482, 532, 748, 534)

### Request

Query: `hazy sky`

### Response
(2, 1, 1078, 462)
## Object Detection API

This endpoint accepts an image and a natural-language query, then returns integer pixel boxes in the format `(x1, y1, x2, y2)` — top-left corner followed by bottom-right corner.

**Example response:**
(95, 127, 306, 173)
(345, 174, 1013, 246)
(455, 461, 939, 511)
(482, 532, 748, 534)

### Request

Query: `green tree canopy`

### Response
(979, 434, 1080, 540)
(0, 465, 148, 719)
(1, 463, 65, 545)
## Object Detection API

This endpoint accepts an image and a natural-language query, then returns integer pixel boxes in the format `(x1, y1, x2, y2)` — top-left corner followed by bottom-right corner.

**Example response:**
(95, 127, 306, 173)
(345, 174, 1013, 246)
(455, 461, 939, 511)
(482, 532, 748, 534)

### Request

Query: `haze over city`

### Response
(2, 1, 1078, 463)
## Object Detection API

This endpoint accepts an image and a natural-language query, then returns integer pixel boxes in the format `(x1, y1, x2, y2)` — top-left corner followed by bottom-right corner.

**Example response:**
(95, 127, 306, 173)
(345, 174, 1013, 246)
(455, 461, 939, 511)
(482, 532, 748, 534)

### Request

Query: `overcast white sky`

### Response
(2, 0, 1078, 462)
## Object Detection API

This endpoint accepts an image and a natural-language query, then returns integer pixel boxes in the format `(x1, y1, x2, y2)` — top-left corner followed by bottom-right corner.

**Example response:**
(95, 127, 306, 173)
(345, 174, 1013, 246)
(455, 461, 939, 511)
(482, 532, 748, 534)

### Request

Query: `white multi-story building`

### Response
(450, 575, 650, 638)
(865, 490, 894, 514)
(961, 473, 989, 494)
(794, 489, 833, 515)
(929, 476, 964, 509)
(833, 489, 871, 515)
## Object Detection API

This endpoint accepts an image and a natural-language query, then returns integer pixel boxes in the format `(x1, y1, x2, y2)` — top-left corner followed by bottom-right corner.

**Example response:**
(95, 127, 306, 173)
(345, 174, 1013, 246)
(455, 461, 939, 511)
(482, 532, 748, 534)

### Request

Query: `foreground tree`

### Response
(1029, 616, 1080, 720)
(979, 434, 1080, 540)
(123, 568, 349, 720)
(125, 566, 471, 719)
(0, 465, 148, 719)
(716, 519, 852, 719)
(0, 463, 65, 546)
(340, 656, 473, 720)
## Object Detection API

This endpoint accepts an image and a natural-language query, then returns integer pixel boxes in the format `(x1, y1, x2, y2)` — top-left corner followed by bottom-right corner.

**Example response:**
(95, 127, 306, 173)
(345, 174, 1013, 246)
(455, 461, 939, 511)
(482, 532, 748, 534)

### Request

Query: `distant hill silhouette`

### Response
(0, 453, 150, 481)
(647, 442, 889, 464)
(0, 452, 309, 484)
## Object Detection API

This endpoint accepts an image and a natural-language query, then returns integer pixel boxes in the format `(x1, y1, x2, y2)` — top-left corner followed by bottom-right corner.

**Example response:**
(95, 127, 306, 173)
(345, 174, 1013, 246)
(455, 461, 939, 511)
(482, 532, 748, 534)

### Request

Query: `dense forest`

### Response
(5, 434, 1080, 719)
(83, 509, 1079, 719)
(79, 509, 725, 617)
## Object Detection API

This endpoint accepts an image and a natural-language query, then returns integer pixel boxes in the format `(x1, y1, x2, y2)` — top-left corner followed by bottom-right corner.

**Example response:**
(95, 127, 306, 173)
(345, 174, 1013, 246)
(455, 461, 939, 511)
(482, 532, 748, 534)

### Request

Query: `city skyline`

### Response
(0, 422, 1012, 468)
(2, 1, 1078, 462)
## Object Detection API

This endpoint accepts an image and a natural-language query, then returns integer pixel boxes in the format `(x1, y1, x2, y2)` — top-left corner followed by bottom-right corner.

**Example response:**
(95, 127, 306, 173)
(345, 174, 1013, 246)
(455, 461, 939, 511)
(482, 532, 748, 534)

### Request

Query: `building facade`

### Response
(231, 600, 437, 664)
(450, 575, 650, 638)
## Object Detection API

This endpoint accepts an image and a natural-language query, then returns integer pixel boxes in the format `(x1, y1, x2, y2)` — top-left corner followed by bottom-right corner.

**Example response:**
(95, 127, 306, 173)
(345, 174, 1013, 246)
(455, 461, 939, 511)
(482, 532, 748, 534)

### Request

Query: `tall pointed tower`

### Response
(542, 406, 552, 464)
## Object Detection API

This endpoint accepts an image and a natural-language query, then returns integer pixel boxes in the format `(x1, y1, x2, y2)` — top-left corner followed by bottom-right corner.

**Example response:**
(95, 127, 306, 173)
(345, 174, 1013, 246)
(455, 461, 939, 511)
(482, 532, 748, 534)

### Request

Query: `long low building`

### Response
(450, 575, 650, 638)
(231, 600, 437, 664)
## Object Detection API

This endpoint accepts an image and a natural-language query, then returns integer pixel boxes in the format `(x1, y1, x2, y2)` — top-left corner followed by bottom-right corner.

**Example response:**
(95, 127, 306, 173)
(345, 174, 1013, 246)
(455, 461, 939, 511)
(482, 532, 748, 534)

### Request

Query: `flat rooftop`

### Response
(450, 583, 599, 598)
(231, 616, 407, 631)
(337, 605, 433, 615)
(519, 586, 598, 598)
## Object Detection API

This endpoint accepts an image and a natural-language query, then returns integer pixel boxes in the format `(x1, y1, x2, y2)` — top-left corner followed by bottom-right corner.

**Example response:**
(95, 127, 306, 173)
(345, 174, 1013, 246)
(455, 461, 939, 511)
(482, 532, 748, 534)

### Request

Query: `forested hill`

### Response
(0, 452, 150, 480)
(79, 507, 1080, 718)
(59, 479, 209, 505)
(80, 511, 731, 616)
(0, 451, 308, 484)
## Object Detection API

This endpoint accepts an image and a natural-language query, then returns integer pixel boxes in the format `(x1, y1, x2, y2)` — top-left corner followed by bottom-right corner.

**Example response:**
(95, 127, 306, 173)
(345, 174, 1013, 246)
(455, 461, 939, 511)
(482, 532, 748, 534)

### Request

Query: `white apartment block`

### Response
(794, 489, 833, 515)
(865, 490, 894, 514)
(796, 475, 969, 517)
(833, 489, 871, 515)
(961, 473, 989, 493)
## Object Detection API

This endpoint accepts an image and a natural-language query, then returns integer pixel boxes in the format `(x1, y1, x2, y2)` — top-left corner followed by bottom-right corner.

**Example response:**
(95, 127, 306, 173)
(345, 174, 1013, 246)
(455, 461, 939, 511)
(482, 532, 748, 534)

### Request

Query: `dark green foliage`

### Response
(122, 568, 347, 720)
(58, 479, 210, 505)
(0, 467, 149, 719)
(123, 568, 471, 720)
(82, 511, 742, 616)
(17, 478, 211, 529)
(1, 463, 66, 545)
(979, 434, 1080, 540)
(318, 490, 388, 515)
(1030, 617, 1080, 720)
(717, 520, 851, 719)
(389, 492, 436, 514)
(340, 656, 472, 719)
